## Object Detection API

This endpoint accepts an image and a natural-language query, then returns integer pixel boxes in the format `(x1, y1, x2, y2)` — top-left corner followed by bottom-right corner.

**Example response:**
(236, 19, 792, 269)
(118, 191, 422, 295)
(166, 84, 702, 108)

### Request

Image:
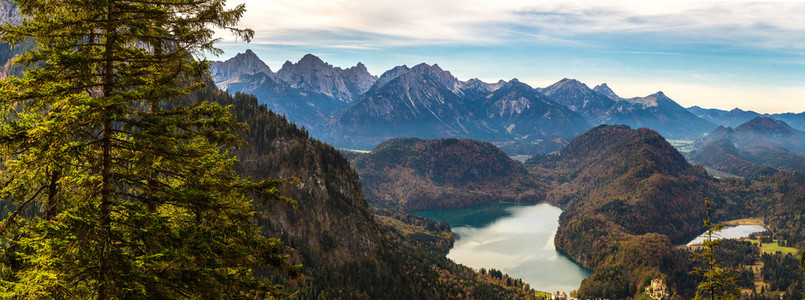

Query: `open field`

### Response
(342, 149, 371, 153)
(746, 239, 799, 255)
(723, 218, 764, 226)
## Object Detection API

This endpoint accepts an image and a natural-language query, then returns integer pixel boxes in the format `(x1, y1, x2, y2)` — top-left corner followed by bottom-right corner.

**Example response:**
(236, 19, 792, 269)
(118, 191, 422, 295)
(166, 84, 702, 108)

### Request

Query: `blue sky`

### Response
(216, 0, 805, 114)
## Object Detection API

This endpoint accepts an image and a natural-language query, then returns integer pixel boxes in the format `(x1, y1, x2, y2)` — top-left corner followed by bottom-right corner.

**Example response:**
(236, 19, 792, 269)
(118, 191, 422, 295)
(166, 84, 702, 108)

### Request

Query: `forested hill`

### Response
(689, 138, 778, 178)
(526, 125, 722, 298)
(540, 125, 717, 240)
(198, 87, 540, 299)
(351, 138, 546, 211)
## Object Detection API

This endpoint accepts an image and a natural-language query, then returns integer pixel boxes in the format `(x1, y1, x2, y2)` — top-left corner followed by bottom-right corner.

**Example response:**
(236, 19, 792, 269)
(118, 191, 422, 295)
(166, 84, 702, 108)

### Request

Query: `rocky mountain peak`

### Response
(276, 54, 376, 103)
(553, 78, 588, 90)
(407, 63, 461, 95)
(370, 65, 410, 91)
(500, 78, 534, 90)
(624, 92, 667, 108)
(737, 116, 797, 134)
(348, 62, 368, 73)
(296, 53, 329, 68)
(592, 83, 620, 100)
(209, 49, 274, 90)
(461, 78, 494, 93)
(411, 62, 442, 73)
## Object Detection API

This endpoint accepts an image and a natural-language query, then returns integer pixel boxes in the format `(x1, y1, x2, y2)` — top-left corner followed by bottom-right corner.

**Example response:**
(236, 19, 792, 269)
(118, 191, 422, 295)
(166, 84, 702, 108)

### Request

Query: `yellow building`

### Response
(646, 278, 668, 299)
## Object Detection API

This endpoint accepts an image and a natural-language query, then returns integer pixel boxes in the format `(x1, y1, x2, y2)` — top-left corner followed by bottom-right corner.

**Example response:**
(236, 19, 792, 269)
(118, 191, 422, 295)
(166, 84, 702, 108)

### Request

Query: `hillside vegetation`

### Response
(204, 88, 542, 298)
(352, 138, 546, 211)
(526, 125, 722, 298)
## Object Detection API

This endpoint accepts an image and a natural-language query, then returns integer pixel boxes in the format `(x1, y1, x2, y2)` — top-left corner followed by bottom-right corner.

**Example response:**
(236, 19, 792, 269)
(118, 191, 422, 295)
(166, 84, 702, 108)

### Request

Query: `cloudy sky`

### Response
(216, 0, 805, 113)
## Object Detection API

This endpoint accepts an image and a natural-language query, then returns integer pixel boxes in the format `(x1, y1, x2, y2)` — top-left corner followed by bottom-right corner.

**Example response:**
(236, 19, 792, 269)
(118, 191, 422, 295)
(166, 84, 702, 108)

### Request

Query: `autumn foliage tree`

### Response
(0, 0, 295, 298)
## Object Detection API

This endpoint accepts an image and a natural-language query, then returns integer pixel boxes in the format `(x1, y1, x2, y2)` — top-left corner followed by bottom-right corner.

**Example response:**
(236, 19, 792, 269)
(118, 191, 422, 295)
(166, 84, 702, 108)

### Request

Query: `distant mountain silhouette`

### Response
(689, 138, 777, 178)
(331, 64, 486, 148)
(601, 91, 716, 139)
(592, 83, 621, 100)
(481, 79, 590, 141)
(697, 116, 805, 155)
(211, 52, 802, 151)
(276, 54, 376, 103)
(540, 81, 716, 139)
(688, 106, 805, 131)
(541, 78, 616, 120)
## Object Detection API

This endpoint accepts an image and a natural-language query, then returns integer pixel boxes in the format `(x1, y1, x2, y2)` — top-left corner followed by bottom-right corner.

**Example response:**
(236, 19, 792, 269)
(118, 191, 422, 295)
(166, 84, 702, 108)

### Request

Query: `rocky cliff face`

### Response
(592, 83, 620, 100)
(0, 0, 21, 26)
(542, 78, 616, 120)
(601, 91, 717, 139)
(331, 63, 483, 148)
(209, 49, 274, 90)
(276, 54, 376, 103)
(483, 79, 590, 139)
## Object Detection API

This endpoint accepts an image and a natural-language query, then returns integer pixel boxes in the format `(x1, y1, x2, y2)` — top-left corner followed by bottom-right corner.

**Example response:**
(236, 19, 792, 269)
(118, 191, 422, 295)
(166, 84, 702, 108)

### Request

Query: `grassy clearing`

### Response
(746, 239, 799, 255)
(723, 218, 764, 226)
(341, 148, 371, 154)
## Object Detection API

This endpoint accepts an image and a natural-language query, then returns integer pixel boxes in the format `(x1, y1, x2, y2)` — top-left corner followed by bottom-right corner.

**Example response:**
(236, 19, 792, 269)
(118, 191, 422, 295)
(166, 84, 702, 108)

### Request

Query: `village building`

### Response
(645, 278, 669, 299)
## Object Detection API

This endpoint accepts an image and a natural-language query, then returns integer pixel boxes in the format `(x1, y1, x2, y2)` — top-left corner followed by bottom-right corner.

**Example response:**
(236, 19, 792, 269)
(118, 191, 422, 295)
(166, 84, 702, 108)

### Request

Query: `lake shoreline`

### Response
(413, 202, 592, 294)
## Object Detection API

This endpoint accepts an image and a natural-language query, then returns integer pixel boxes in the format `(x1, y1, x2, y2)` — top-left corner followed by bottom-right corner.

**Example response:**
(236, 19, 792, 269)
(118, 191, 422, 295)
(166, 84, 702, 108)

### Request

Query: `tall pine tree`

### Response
(690, 198, 740, 300)
(0, 0, 296, 298)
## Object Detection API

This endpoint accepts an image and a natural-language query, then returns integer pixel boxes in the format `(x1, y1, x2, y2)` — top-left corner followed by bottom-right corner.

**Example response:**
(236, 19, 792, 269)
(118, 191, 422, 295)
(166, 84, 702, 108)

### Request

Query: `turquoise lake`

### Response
(412, 202, 592, 293)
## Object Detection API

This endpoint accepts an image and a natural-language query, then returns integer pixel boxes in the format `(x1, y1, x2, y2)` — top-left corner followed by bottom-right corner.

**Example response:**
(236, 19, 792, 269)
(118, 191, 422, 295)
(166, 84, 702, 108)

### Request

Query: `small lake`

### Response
(412, 203, 592, 293)
(687, 225, 768, 246)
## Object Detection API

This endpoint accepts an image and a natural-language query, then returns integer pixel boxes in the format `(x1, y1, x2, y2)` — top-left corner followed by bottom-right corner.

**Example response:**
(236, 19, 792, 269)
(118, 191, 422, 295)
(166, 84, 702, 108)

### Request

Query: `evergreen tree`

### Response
(691, 198, 741, 300)
(801, 251, 805, 300)
(0, 0, 296, 298)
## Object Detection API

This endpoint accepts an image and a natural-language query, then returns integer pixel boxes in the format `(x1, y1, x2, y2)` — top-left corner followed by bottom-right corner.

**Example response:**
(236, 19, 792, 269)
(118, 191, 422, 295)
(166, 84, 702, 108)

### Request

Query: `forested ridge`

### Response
(520, 125, 805, 298)
(352, 137, 546, 211)
(523, 125, 717, 298)
(200, 88, 543, 298)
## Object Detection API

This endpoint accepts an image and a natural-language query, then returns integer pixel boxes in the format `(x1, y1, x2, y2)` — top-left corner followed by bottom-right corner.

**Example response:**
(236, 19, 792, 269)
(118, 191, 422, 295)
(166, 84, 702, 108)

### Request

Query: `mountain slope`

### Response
(716, 108, 761, 127)
(276, 54, 376, 103)
(541, 78, 616, 121)
(592, 83, 621, 100)
(689, 138, 778, 178)
(331, 64, 483, 149)
(544, 81, 715, 139)
(352, 138, 545, 211)
(740, 144, 805, 174)
(482, 79, 590, 141)
(225, 72, 345, 135)
(204, 88, 539, 299)
(687, 105, 726, 124)
(697, 116, 805, 155)
(771, 111, 805, 131)
(209, 49, 275, 90)
(604, 91, 716, 139)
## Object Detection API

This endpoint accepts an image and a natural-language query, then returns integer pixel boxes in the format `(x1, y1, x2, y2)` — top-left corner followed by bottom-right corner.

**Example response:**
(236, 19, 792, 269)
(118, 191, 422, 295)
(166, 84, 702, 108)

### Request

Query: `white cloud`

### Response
(226, 0, 805, 51)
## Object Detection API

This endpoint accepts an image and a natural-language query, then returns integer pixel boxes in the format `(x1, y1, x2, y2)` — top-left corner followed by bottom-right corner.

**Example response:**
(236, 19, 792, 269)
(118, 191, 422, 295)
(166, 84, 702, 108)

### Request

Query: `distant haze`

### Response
(217, 0, 805, 114)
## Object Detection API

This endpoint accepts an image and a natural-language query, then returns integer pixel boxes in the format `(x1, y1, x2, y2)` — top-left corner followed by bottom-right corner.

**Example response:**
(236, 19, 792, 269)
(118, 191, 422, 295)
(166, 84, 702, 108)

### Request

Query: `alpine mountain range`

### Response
(210, 50, 805, 153)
